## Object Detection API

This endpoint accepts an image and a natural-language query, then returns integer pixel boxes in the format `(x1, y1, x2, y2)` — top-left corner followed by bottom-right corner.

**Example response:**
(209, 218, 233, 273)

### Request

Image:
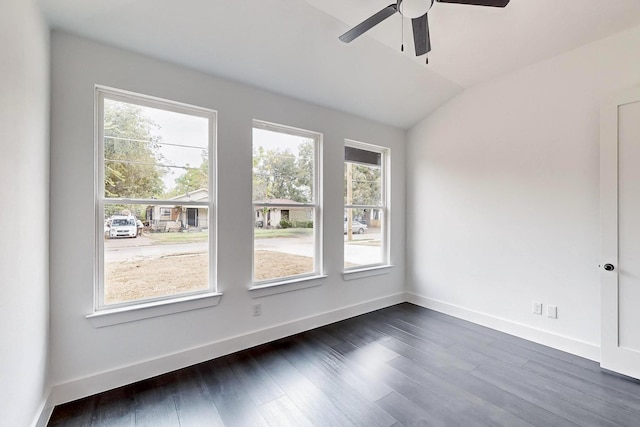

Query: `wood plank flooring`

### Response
(49, 303, 640, 426)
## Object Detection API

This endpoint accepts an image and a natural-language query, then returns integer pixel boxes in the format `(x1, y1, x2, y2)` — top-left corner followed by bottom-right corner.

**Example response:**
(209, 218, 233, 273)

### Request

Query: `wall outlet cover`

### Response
(533, 302, 543, 315)
(253, 303, 261, 317)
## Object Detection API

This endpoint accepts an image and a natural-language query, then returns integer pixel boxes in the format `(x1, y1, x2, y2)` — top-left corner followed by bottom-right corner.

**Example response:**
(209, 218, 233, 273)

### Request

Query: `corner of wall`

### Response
(407, 292, 600, 361)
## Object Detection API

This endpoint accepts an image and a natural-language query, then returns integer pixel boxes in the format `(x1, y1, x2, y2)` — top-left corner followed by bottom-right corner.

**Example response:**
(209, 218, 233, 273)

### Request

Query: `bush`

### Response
(279, 219, 292, 229)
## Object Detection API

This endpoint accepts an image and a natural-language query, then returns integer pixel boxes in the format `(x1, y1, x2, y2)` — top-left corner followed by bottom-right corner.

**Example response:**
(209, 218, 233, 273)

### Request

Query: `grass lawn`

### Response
(254, 228, 313, 239)
(146, 230, 209, 244)
(105, 252, 209, 304)
(104, 250, 315, 304)
(144, 228, 312, 245)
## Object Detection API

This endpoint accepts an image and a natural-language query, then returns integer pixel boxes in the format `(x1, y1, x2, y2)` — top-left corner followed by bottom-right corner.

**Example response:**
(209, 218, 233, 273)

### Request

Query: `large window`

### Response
(344, 141, 389, 270)
(96, 87, 216, 309)
(252, 121, 321, 284)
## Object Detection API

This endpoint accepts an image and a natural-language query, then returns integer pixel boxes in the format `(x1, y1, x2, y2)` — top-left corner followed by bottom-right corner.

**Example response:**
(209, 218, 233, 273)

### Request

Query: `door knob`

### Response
(604, 264, 615, 271)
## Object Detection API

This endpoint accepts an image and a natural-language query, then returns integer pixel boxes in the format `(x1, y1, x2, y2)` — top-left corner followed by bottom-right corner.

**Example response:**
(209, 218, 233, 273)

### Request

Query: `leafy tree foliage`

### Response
(166, 151, 209, 197)
(345, 162, 381, 206)
(252, 140, 313, 203)
(104, 100, 166, 199)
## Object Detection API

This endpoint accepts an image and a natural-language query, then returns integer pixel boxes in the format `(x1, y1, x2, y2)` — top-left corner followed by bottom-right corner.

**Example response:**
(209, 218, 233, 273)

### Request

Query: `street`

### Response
(105, 231, 382, 266)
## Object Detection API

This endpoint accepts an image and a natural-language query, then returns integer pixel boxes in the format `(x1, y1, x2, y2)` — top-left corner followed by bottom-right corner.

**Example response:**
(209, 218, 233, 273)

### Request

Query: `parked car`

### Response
(344, 218, 367, 234)
(106, 215, 137, 238)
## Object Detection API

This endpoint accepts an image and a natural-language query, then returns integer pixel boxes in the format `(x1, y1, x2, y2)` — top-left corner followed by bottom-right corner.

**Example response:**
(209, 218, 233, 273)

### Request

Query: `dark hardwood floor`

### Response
(49, 303, 640, 426)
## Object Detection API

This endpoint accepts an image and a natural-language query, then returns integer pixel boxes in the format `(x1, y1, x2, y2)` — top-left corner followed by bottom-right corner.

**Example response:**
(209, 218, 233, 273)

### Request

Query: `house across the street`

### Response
(146, 188, 209, 232)
(254, 199, 312, 228)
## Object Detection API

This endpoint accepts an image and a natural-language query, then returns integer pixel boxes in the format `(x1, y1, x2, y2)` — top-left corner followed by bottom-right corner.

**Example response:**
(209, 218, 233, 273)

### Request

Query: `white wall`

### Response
(407, 24, 640, 359)
(49, 32, 405, 402)
(0, 1, 50, 425)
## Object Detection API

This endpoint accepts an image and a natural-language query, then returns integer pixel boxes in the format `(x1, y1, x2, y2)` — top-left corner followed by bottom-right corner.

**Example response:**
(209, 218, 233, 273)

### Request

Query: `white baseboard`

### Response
(40, 290, 601, 421)
(48, 292, 405, 408)
(406, 292, 600, 362)
(31, 388, 53, 427)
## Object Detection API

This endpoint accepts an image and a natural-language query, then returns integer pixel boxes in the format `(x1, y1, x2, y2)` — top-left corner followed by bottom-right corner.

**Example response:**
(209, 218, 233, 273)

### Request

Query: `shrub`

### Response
(279, 219, 292, 229)
(292, 221, 313, 228)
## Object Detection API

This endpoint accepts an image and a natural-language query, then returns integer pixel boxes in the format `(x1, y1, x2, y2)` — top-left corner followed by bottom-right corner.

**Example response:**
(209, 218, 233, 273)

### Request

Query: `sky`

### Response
(142, 106, 314, 192)
(144, 106, 209, 191)
(253, 127, 312, 155)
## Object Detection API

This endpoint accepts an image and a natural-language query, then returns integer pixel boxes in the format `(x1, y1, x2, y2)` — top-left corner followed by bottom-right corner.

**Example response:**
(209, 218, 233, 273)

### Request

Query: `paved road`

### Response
(105, 232, 382, 266)
(105, 237, 207, 262)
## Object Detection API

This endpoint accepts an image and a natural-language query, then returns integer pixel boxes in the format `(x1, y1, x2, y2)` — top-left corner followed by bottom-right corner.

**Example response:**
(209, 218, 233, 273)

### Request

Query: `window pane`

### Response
(252, 128, 314, 204)
(344, 208, 383, 268)
(104, 99, 209, 199)
(344, 161, 381, 206)
(103, 204, 209, 305)
(254, 207, 314, 281)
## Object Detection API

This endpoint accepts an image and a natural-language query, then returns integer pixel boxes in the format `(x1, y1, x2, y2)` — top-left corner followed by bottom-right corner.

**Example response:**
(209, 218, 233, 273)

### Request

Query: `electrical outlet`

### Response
(533, 302, 543, 315)
(253, 303, 261, 317)
(547, 305, 557, 319)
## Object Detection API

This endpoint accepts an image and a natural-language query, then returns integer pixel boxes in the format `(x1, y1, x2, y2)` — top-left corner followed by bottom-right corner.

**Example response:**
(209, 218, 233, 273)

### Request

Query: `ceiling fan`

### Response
(339, 0, 510, 60)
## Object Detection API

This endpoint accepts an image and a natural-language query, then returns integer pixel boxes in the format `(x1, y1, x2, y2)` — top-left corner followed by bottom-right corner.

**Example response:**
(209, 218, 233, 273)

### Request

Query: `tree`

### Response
(252, 142, 312, 203)
(104, 100, 166, 199)
(167, 151, 208, 197)
(345, 162, 381, 206)
(294, 139, 314, 199)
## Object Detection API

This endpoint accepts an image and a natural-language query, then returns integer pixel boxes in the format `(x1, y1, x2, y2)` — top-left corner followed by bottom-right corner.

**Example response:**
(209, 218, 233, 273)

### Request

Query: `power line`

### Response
(105, 135, 207, 151)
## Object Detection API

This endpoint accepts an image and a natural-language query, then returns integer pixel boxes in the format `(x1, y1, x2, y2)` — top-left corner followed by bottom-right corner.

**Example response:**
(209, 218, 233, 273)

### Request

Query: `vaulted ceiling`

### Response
(38, 0, 640, 129)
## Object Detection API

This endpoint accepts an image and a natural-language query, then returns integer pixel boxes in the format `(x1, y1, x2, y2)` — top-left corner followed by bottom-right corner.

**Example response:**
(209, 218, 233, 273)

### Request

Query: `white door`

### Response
(600, 87, 640, 379)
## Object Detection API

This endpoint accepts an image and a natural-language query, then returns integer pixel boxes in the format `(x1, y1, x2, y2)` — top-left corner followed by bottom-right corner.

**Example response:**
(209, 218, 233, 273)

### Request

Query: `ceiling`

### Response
(38, 0, 640, 129)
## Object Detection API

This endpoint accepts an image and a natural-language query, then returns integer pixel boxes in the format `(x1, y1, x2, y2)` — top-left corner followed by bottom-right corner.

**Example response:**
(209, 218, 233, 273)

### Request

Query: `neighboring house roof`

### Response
(170, 188, 209, 202)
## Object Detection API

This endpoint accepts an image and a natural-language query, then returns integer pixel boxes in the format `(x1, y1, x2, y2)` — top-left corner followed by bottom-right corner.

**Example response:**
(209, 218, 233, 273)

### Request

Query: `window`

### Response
(96, 87, 216, 310)
(252, 121, 321, 284)
(344, 141, 389, 270)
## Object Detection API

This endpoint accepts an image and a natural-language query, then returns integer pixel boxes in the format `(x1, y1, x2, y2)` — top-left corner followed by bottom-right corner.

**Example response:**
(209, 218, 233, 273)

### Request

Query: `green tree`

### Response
(252, 142, 312, 203)
(167, 151, 208, 197)
(345, 162, 381, 206)
(295, 139, 314, 201)
(104, 100, 166, 198)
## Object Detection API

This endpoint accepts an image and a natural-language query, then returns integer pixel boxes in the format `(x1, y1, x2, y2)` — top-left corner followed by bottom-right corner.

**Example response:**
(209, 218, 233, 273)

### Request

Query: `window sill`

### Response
(86, 292, 223, 328)
(250, 274, 327, 298)
(343, 264, 394, 281)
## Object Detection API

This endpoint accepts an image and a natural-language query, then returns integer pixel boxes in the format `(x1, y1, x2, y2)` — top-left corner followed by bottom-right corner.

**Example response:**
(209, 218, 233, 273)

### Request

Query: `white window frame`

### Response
(343, 140, 391, 274)
(90, 86, 220, 324)
(250, 120, 324, 295)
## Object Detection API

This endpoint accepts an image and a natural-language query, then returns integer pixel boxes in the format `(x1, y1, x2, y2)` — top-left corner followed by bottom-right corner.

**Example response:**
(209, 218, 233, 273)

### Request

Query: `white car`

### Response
(107, 215, 137, 238)
(344, 219, 367, 234)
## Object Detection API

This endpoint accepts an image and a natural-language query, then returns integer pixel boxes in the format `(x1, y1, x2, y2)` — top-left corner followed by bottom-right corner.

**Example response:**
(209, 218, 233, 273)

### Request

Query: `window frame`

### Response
(93, 86, 219, 314)
(343, 139, 390, 272)
(250, 120, 324, 289)
(159, 207, 172, 218)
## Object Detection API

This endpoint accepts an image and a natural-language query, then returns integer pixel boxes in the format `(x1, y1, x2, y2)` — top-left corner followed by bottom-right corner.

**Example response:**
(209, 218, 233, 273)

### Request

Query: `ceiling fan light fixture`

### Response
(338, 0, 509, 57)
(397, 0, 434, 19)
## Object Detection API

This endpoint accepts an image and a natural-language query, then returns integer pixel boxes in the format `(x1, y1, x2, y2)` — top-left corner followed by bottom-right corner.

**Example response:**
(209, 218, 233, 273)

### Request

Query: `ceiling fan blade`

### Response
(412, 13, 431, 56)
(436, 0, 509, 7)
(339, 4, 398, 43)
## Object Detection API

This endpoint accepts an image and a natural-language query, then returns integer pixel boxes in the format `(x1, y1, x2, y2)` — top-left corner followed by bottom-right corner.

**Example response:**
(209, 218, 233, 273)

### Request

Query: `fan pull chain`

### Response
(401, 15, 404, 52)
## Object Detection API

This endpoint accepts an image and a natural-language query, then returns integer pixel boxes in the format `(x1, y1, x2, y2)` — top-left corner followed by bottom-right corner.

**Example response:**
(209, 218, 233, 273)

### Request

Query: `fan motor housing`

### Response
(397, 0, 435, 19)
